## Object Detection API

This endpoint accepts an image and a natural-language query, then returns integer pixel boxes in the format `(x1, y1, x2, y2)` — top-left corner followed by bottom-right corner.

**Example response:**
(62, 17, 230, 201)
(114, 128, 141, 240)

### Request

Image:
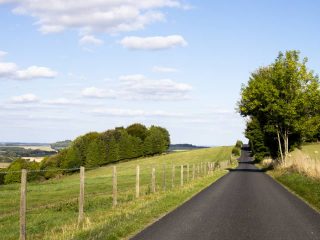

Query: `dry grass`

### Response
(276, 143, 320, 179)
(0, 163, 10, 169)
(21, 145, 56, 152)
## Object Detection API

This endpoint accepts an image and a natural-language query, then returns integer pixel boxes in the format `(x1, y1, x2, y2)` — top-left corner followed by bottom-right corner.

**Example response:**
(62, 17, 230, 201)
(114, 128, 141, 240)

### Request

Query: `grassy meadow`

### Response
(0, 146, 233, 240)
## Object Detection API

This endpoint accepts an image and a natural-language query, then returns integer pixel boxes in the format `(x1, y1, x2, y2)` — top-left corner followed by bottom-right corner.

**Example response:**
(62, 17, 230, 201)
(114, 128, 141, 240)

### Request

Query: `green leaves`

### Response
(238, 50, 320, 160)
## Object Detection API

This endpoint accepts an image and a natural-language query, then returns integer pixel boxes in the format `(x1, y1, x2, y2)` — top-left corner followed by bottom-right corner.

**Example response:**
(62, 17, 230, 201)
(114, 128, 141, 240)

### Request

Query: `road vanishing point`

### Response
(132, 148, 320, 240)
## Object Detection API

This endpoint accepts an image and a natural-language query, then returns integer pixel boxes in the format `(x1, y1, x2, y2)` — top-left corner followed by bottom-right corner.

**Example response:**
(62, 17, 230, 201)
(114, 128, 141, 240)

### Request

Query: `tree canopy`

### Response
(238, 50, 320, 162)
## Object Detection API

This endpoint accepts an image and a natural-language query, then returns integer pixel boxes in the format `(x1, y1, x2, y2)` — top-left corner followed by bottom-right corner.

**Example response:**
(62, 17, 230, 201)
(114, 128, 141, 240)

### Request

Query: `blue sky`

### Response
(0, 0, 319, 145)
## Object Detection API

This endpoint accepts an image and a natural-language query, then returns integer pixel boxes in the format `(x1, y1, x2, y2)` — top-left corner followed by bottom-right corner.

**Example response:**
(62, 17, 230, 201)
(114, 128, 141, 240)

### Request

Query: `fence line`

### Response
(3, 159, 233, 239)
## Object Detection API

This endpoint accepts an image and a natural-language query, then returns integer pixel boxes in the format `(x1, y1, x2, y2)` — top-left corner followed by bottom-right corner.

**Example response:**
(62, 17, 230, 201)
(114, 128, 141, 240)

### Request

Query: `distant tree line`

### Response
(0, 124, 170, 184)
(168, 144, 208, 151)
(238, 50, 320, 162)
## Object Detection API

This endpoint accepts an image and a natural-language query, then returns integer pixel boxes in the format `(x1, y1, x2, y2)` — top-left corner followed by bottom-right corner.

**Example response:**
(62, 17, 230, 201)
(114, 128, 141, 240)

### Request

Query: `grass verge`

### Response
(48, 170, 228, 240)
(269, 168, 320, 212)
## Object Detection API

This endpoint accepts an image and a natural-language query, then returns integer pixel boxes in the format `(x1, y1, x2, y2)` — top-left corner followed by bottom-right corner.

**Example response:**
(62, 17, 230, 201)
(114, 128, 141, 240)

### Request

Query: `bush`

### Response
(0, 169, 6, 185)
(4, 159, 41, 184)
(232, 147, 241, 156)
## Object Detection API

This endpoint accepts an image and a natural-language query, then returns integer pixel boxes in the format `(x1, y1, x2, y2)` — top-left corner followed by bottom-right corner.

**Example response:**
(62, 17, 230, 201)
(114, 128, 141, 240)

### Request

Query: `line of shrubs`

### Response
(0, 123, 170, 184)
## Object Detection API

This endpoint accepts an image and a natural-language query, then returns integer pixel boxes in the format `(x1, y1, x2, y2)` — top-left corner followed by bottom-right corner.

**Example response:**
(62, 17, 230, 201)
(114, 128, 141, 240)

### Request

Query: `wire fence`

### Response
(0, 159, 232, 239)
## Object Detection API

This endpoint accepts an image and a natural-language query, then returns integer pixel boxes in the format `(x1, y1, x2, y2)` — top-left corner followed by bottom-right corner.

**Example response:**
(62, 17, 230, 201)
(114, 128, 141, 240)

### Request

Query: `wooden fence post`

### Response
(113, 166, 117, 207)
(172, 165, 175, 188)
(197, 164, 200, 177)
(78, 166, 85, 224)
(180, 165, 184, 187)
(20, 169, 27, 240)
(152, 167, 156, 193)
(136, 165, 140, 198)
(187, 164, 189, 182)
(163, 164, 166, 191)
(205, 162, 207, 175)
(192, 164, 195, 180)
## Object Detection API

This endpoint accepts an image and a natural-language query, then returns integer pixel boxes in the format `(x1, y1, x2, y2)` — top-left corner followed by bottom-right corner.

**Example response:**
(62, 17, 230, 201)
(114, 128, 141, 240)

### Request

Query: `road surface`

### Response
(132, 148, 320, 240)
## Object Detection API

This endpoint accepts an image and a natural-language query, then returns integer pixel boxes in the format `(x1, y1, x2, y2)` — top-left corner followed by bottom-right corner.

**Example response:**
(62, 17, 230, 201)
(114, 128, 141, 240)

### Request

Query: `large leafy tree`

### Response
(238, 50, 320, 162)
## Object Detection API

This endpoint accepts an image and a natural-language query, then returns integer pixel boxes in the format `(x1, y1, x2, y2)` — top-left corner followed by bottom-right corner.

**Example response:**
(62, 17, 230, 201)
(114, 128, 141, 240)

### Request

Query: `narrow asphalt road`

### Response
(132, 148, 320, 240)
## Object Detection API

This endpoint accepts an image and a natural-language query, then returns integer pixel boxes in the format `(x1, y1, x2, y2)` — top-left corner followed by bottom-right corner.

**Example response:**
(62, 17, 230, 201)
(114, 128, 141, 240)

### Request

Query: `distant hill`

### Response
(0, 142, 49, 146)
(169, 144, 209, 151)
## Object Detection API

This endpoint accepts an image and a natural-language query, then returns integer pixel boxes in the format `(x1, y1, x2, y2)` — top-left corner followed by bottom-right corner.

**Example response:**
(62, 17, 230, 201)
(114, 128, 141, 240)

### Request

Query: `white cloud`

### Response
(79, 35, 104, 46)
(82, 87, 116, 98)
(0, 62, 18, 77)
(152, 65, 178, 73)
(0, 50, 8, 58)
(6, 0, 186, 34)
(43, 98, 80, 105)
(120, 35, 187, 50)
(0, 52, 57, 80)
(80, 74, 192, 101)
(89, 108, 184, 118)
(11, 94, 39, 104)
(15, 66, 57, 80)
(119, 74, 192, 100)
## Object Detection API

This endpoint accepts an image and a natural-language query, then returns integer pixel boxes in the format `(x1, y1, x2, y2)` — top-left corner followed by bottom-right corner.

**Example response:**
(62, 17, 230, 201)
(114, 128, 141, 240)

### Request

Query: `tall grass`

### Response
(276, 143, 320, 179)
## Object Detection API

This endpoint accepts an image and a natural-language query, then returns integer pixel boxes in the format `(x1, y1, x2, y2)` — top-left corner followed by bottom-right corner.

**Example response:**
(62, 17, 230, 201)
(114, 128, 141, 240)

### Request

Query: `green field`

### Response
(0, 146, 233, 240)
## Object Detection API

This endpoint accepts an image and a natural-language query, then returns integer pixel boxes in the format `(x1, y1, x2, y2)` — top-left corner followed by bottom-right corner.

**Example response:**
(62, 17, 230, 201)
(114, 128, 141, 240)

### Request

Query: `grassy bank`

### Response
(270, 169, 320, 211)
(264, 143, 320, 212)
(0, 146, 232, 239)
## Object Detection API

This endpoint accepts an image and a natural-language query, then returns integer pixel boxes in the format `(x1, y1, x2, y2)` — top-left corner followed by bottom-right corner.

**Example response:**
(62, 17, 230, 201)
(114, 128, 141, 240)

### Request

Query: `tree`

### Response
(101, 130, 119, 164)
(86, 138, 106, 167)
(126, 123, 148, 141)
(238, 50, 320, 162)
(144, 126, 170, 155)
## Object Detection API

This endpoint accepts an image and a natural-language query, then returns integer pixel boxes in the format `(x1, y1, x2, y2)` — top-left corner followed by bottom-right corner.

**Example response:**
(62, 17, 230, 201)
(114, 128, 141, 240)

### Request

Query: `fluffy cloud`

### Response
(89, 108, 184, 118)
(0, 52, 57, 80)
(11, 94, 39, 104)
(120, 35, 187, 50)
(82, 87, 116, 98)
(5, 0, 185, 34)
(81, 74, 192, 100)
(15, 66, 57, 80)
(79, 35, 104, 46)
(152, 65, 178, 73)
(119, 74, 192, 100)
(0, 62, 18, 77)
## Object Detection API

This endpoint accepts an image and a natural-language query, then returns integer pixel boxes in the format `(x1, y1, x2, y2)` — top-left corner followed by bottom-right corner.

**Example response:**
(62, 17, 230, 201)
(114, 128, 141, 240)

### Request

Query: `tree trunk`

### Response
(276, 128, 284, 163)
(282, 129, 289, 159)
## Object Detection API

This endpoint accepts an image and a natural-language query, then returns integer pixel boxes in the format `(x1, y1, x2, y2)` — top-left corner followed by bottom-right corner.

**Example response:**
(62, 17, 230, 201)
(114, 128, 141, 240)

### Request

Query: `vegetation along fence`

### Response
(0, 159, 232, 239)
